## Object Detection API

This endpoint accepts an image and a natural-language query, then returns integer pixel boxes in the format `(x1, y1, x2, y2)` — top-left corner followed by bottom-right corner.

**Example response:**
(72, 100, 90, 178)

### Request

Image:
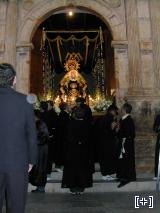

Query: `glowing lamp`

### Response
(68, 10, 73, 16)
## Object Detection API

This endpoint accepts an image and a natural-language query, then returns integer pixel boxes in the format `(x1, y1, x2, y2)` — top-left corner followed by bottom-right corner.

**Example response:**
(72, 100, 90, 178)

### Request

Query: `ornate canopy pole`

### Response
(41, 29, 55, 100)
(93, 27, 105, 100)
(99, 26, 105, 98)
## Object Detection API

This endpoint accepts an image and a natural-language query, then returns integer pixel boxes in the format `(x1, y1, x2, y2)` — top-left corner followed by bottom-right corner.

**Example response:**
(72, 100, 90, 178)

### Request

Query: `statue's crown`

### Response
(64, 52, 82, 72)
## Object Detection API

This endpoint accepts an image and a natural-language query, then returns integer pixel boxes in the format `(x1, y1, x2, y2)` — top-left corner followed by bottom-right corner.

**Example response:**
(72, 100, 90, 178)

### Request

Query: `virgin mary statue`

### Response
(59, 53, 87, 103)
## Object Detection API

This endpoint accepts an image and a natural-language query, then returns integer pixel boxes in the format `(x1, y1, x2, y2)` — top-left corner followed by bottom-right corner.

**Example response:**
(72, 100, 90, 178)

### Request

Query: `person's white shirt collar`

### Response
(122, 114, 130, 120)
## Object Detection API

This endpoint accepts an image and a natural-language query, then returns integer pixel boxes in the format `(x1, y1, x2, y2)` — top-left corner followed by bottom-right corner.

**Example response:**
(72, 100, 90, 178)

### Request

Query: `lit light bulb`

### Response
(68, 11, 73, 16)
(71, 97, 75, 102)
(64, 95, 67, 102)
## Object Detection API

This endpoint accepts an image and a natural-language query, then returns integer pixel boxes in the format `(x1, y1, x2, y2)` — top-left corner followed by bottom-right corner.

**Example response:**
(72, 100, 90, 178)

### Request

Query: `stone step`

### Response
(28, 172, 157, 193)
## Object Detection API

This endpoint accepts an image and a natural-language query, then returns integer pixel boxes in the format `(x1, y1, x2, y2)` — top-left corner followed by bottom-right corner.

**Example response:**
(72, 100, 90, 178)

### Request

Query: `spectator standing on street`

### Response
(0, 63, 37, 213)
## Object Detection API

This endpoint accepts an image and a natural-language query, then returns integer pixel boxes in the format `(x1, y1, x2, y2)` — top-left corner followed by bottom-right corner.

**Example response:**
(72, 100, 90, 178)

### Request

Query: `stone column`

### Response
(112, 40, 129, 107)
(4, 0, 17, 67)
(125, 0, 142, 92)
(137, 0, 154, 93)
(16, 44, 33, 94)
(150, 0, 160, 93)
(0, 42, 5, 63)
(0, 1, 7, 63)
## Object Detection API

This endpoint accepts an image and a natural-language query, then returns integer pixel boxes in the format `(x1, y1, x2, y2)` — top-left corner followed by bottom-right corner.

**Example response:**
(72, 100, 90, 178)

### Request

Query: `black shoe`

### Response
(70, 191, 77, 195)
(77, 189, 85, 195)
(70, 188, 77, 195)
(31, 189, 45, 193)
(78, 191, 84, 195)
(117, 180, 130, 188)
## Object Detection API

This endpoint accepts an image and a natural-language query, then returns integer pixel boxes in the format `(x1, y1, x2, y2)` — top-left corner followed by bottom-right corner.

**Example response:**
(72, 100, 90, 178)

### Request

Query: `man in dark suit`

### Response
(117, 103, 136, 188)
(0, 63, 37, 213)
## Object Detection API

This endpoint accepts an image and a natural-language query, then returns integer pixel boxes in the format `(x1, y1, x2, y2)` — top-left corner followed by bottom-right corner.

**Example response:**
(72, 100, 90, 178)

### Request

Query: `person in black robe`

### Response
(117, 103, 136, 188)
(153, 114, 160, 179)
(40, 101, 58, 177)
(47, 100, 58, 133)
(46, 100, 58, 176)
(98, 105, 118, 181)
(73, 97, 93, 123)
(54, 102, 70, 170)
(29, 110, 49, 193)
(62, 107, 93, 194)
(40, 101, 48, 123)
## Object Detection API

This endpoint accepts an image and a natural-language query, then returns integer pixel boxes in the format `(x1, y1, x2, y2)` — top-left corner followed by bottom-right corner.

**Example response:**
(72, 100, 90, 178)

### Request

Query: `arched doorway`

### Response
(16, 1, 128, 104)
(30, 9, 116, 103)
(14, 0, 155, 174)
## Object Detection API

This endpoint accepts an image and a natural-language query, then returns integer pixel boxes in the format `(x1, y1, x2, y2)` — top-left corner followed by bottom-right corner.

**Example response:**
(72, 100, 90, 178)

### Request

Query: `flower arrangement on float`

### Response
(88, 91, 113, 113)
(91, 99, 112, 112)
(89, 97, 112, 113)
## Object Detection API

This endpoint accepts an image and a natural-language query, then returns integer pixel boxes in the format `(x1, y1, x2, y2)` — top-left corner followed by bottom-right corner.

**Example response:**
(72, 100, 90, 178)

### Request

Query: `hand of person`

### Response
(28, 164, 33, 173)
(115, 123, 120, 132)
(111, 122, 117, 130)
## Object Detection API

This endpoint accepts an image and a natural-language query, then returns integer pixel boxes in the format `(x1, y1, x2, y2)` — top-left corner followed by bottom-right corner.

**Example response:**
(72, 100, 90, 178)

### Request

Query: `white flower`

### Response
(91, 98, 113, 112)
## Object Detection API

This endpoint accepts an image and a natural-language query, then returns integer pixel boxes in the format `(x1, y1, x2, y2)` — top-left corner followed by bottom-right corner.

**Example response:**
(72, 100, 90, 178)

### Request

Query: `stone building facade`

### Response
(0, 0, 160, 173)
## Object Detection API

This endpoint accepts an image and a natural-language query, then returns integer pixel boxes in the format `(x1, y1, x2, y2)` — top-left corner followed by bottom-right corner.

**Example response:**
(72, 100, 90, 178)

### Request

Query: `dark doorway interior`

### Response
(30, 12, 115, 97)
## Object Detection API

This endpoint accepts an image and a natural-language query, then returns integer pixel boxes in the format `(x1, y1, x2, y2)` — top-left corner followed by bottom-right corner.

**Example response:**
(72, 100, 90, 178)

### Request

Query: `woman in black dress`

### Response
(29, 110, 49, 193)
(54, 102, 70, 170)
(62, 107, 93, 194)
(98, 105, 118, 181)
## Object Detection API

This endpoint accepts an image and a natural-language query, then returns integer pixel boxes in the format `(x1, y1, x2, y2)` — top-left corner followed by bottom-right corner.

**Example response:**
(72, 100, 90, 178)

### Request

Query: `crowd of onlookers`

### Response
(29, 97, 137, 194)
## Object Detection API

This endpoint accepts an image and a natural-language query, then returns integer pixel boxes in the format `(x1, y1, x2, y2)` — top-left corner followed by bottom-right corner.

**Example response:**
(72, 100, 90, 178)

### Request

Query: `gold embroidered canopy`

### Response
(41, 27, 103, 74)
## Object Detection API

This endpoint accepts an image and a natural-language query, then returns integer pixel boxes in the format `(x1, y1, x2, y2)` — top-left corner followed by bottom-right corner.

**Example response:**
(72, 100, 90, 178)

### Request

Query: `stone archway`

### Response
(16, 0, 128, 101)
